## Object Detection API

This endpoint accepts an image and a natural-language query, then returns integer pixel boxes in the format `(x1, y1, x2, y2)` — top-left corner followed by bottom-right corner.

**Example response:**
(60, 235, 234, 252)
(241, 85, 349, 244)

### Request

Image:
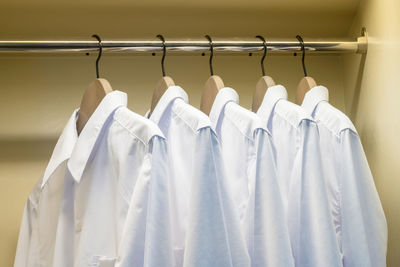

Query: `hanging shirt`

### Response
(145, 86, 250, 267)
(301, 86, 387, 267)
(16, 90, 174, 267)
(256, 85, 342, 267)
(62, 91, 173, 267)
(209, 87, 294, 267)
(14, 110, 79, 267)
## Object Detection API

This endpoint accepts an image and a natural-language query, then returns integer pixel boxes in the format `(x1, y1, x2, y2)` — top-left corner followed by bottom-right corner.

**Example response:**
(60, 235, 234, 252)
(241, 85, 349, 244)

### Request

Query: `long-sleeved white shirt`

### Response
(15, 91, 174, 267)
(209, 87, 294, 267)
(301, 86, 387, 267)
(145, 86, 250, 267)
(256, 85, 342, 267)
(14, 109, 79, 267)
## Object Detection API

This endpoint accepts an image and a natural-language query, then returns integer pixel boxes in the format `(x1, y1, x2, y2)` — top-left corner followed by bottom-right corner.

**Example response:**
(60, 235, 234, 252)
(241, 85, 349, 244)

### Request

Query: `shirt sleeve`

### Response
(339, 129, 387, 267)
(14, 181, 41, 267)
(287, 120, 342, 267)
(14, 202, 32, 267)
(116, 136, 174, 267)
(183, 127, 250, 267)
(250, 129, 294, 267)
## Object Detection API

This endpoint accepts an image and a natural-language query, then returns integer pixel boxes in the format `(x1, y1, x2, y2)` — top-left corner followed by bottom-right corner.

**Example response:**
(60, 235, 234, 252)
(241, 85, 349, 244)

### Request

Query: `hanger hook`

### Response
(91, 34, 102, 78)
(205, 35, 214, 76)
(156, 34, 166, 77)
(296, 35, 307, 77)
(255, 35, 267, 76)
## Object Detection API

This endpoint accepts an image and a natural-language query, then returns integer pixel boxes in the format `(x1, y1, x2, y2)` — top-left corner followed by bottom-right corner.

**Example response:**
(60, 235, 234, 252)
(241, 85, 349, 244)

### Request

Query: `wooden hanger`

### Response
(252, 35, 276, 112)
(295, 35, 317, 105)
(149, 35, 175, 117)
(296, 77, 316, 105)
(76, 34, 113, 135)
(150, 76, 175, 116)
(200, 35, 225, 115)
(201, 75, 224, 115)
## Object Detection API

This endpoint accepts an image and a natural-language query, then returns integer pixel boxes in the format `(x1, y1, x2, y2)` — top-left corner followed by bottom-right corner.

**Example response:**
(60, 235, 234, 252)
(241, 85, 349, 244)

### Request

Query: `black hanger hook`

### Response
(156, 34, 166, 77)
(255, 35, 267, 76)
(296, 35, 307, 77)
(91, 34, 102, 78)
(205, 35, 214, 76)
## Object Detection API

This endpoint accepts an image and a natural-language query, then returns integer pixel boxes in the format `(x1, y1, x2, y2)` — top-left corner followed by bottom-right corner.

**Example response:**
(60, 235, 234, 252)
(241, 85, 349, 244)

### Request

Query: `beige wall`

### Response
(342, 0, 400, 265)
(0, 54, 346, 138)
(0, 2, 357, 264)
(1, 0, 398, 266)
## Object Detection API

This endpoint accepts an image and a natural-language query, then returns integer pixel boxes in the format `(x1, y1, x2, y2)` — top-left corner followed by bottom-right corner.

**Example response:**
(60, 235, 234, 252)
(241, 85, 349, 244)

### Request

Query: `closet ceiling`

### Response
(0, 0, 361, 39)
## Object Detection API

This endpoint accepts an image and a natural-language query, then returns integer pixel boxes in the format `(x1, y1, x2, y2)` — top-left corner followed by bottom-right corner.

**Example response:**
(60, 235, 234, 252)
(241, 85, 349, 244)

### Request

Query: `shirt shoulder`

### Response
(27, 178, 43, 207)
(274, 99, 314, 128)
(113, 107, 165, 146)
(224, 102, 270, 140)
(172, 99, 212, 132)
(315, 102, 357, 137)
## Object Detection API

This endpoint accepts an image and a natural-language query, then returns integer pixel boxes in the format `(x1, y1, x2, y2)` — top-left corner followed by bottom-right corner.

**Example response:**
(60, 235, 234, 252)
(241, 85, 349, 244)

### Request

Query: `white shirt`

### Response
(16, 91, 174, 267)
(301, 86, 387, 267)
(256, 85, 342, 267)
(14, 110, 79, 267)
(209, 87, 294, 267)
(146, 86, 250, 267)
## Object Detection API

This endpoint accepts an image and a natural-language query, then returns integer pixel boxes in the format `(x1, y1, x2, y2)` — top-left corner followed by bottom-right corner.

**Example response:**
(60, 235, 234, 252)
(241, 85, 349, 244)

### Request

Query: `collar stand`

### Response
(148, 86, 189, 124)
(256, 84, 288, 123)
(67, 90, 127, 183)
(209, 87, 239, 129)
(301, 85, 329, 116)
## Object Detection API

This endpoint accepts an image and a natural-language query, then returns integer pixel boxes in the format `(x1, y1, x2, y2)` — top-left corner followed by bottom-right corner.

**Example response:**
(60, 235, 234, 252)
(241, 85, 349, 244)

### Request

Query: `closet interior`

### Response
(0, 0, 399, 266)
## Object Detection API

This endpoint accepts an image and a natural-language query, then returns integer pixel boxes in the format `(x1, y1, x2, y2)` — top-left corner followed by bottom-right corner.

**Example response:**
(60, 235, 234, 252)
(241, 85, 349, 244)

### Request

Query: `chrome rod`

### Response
(0, 37, 367, 54)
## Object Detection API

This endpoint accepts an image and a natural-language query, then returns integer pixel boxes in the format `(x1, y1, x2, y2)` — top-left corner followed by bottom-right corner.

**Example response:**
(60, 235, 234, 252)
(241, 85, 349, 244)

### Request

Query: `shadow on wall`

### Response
(0, 139, 56, 162)
(349, 53, 366, 122)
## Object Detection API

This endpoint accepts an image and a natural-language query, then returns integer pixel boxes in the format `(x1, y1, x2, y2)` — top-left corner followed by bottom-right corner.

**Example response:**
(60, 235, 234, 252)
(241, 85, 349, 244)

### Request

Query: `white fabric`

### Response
(14, 110, 79, 267)
(15, 91, 174, 267)
(302, 86, 387, 267)
(256, 85, 342, 267)
(146, 86, 250, 267)
(209, 87, 294, 267)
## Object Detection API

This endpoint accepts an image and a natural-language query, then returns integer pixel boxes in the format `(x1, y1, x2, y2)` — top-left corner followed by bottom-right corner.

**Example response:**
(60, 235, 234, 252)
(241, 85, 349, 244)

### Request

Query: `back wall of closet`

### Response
(0, 0, 398, 266)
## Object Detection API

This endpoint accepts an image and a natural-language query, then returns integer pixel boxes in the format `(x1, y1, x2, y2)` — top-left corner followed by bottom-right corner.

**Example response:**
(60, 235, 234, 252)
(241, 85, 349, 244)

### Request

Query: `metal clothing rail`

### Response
(0, 34, 368, 54)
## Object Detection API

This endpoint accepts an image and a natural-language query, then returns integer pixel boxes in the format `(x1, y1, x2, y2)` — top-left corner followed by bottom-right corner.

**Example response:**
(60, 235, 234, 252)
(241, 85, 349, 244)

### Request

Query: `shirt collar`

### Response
(67, 90, 127, 183)
(301, 85, 329, 116)
(256, 84, 288, 123)
(147, 85, 189, 124)
(209, 87, 239, 129)
(41, 109, 79, 188)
